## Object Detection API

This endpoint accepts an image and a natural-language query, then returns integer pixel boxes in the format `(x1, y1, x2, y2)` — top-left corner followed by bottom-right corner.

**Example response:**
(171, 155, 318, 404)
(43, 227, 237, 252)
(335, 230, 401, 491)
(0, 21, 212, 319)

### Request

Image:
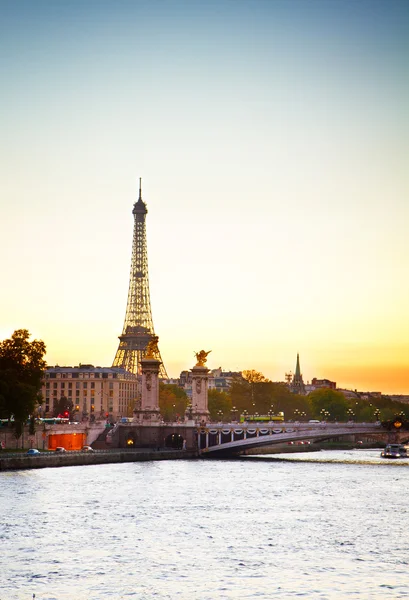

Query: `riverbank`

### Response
(0, 448, 198, 471)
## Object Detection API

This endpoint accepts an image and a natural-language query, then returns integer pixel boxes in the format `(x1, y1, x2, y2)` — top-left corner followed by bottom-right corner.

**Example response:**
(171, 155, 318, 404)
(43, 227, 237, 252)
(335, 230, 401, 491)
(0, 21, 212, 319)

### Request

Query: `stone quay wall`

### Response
(0, 449, 198, 471)
(0, 423, 106, 451)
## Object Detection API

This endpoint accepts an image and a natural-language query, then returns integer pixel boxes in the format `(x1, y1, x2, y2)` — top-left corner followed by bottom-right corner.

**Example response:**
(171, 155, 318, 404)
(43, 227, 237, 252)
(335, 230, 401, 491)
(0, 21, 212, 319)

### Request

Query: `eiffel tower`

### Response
(112, 179, 168, 377)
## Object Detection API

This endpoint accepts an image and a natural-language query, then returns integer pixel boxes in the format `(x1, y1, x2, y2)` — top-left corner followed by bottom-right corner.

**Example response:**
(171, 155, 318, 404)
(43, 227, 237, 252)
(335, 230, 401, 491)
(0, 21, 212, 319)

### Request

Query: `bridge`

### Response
(197, 421, 402, 456)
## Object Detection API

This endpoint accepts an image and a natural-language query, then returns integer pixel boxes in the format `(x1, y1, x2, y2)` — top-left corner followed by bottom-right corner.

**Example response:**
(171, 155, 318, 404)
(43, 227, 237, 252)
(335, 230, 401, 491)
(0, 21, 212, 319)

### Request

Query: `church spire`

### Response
(291, 353, 305, 395)
(295, 353, 301, 378)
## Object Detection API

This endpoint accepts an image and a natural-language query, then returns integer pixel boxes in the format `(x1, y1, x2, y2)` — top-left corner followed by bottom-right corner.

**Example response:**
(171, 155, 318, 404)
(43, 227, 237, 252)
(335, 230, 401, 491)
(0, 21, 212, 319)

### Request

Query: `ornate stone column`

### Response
(191, 350, 211, 424)
(133, 337, 162, 423)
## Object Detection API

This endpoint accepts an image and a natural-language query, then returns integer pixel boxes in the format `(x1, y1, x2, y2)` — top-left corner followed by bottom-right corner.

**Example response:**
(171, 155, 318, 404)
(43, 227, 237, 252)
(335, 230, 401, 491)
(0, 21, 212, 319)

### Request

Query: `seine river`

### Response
(1, 450, 409, 600)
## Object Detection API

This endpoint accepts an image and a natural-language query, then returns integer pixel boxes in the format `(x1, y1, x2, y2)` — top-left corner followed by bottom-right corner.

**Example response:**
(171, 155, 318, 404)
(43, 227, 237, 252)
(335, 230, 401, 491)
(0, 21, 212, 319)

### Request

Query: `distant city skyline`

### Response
(1, 1, 408, 394)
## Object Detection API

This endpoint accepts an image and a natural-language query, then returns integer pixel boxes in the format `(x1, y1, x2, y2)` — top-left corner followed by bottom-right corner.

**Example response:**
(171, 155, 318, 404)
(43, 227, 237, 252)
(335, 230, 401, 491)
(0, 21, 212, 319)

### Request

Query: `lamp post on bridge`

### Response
(374, 409, 381, 422)
(320, 408, 330, 422)
(347, 409, 355, 422)
(98, 390, 113, 423)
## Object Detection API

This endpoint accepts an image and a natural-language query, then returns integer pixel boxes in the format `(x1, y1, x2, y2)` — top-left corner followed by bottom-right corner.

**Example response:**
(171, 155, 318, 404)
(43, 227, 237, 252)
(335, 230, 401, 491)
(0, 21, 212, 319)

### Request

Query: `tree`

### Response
(242, 370, 271, 384)
(308, 388, 349, 421)
(230, 370, 301, 419)
(208, 389, 232, 421)
(267, 383, 310, 419)
(159, 383, 188, 422)
(0, 329, 46, 437)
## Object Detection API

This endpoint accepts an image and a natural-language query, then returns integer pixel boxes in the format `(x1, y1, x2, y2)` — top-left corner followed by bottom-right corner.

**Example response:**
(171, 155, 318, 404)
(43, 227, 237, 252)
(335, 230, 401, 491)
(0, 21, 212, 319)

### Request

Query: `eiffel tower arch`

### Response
(112, 179, 168, 378)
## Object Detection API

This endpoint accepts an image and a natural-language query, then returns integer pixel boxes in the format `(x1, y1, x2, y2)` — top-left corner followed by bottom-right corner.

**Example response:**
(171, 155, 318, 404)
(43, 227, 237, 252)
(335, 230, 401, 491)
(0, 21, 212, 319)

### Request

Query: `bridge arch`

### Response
(197, 422, 391, 456)
(165, 433, 185, 449)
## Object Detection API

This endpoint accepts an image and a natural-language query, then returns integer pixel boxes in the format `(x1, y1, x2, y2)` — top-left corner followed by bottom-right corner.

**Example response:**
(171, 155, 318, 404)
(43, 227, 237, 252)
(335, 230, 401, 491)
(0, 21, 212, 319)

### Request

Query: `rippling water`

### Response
(1, 450, 409, 599)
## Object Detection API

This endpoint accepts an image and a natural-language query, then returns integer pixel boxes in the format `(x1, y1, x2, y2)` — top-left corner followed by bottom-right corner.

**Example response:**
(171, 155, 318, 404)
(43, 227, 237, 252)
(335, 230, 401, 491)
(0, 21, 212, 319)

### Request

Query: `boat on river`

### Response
(380, 444, 408, 459)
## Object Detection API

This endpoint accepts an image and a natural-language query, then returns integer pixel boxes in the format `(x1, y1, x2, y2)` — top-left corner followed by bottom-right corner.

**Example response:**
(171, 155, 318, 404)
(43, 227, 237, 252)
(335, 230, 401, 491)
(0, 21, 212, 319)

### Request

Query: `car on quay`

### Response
(82, 446, 94, 453)
(55, 447, 66, 453)
(26, 448, 40, 456)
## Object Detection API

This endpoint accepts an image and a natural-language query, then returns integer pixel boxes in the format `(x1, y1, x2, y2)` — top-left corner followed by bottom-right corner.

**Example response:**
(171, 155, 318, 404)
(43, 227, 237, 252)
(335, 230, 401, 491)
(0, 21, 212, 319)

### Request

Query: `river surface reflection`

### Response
(1, 450, 409, 599)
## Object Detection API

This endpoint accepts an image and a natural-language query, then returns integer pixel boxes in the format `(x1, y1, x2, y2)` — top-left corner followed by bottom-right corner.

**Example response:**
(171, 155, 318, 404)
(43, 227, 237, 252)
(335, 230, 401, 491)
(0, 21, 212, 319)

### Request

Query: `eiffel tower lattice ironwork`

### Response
(112, 179, 168, 378)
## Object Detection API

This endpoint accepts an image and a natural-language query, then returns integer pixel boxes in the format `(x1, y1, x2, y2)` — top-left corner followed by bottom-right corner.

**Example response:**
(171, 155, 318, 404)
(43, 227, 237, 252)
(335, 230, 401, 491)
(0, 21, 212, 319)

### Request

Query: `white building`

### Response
(42, 365, 138, 421)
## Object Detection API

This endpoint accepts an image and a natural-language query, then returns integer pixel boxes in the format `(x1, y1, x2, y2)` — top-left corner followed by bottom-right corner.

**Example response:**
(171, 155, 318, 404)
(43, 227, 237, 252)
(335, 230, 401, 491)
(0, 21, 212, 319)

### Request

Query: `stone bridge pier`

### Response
(113, 423, 198, 451)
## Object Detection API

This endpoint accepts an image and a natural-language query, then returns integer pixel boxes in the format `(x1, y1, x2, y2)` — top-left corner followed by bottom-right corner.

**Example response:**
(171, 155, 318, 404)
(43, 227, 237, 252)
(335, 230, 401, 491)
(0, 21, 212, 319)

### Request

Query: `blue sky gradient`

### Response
(1, 0, 408, 392)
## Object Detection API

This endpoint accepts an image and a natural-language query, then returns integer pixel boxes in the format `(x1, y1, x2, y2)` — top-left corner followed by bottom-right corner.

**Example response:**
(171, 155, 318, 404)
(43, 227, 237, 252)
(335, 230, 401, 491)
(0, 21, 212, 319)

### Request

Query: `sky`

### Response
(1, 0, 408, 394)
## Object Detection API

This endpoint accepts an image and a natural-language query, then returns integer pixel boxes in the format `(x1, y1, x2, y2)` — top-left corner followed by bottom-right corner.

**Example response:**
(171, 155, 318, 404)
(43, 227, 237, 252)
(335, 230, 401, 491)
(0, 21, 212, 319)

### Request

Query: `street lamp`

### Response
(347, 408, 355, 422)
(242, 409, 248, 423)
(186, 402, 193, 420)
(374, 408, 381, 422)
(231, 406, 237, 422)
(217, 410, 223, 423)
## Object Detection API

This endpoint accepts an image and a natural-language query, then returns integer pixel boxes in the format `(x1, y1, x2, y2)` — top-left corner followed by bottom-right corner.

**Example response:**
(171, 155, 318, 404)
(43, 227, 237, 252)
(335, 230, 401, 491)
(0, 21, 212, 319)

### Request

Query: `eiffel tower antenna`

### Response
(112, 179, 168, 377)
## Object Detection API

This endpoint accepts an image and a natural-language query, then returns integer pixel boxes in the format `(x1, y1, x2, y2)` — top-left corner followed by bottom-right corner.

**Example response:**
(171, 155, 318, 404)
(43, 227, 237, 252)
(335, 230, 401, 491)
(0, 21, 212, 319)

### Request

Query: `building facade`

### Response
(168, 368, 243, 399)
(42, 365, 138, 421)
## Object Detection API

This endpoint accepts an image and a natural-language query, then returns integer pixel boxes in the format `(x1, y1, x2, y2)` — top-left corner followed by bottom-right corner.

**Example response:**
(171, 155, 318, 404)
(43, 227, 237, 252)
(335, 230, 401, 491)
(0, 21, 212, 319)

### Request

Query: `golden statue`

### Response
(145, 336, 159, 359)
(194, 349, 211, 367)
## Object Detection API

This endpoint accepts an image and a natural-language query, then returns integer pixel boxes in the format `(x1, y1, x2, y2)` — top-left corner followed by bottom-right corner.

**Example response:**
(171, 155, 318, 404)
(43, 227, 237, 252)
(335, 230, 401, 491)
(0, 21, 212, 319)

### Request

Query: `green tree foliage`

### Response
(230, 371, 304, 420)
(308, 388, 349, 421)
(229, 376, 254, 412)
(208, 389, 232, 421)
(159, 383, 188, 422)
(270, 384, 310, 419)
(0, 329, 46, 437)
(242, 370, 270, 384)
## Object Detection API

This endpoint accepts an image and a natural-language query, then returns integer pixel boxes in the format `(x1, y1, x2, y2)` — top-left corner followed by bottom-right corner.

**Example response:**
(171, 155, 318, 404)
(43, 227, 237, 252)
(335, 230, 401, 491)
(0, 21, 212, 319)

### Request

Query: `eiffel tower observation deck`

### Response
(112, 179, 168, 378)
